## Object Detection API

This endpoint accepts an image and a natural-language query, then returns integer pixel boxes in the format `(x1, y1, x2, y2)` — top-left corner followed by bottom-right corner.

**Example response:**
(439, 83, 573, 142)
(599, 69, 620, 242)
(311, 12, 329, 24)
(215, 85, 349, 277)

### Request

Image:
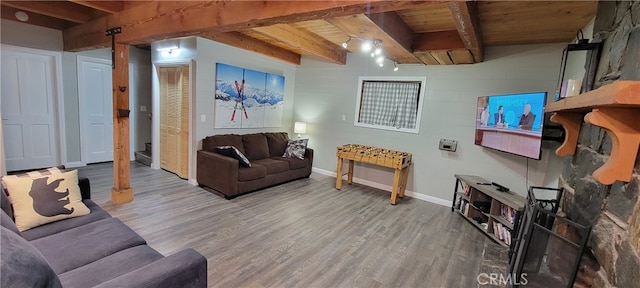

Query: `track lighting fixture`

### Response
(393, 62, 399, 72)
(342, 37, 351, 49)
(361, 40, 373, 52)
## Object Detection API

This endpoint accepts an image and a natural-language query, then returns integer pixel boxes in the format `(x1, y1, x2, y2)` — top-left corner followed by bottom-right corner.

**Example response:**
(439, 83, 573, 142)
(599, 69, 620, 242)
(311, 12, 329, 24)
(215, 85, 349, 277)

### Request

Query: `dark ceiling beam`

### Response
(447, 1, 484, 62)
(200, 31, 301, 65)
(366, 11, 415, 53)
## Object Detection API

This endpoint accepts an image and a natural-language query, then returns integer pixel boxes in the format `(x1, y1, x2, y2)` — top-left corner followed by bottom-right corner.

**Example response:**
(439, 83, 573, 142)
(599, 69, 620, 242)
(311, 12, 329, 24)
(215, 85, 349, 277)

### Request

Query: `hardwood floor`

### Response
(78, 162, 503, 288)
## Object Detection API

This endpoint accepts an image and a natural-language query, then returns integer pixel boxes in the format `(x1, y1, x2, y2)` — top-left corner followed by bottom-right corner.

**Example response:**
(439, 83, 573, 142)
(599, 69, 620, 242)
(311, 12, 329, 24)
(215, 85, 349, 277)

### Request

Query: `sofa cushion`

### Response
(58, 245, 163, 288)
(253, 158, 289, 174)
(203, 134, 245, 154)
(265, 132, 290, 157)
(242, 133, 270, 160)
(0, 226, 62, 288)
(2, 170, 90, 232)
(283, 138, 309, 160)
(216, 146, 251, 167)
(1, 184, 13, 219)
(21, 200, 111, 241)
(31, 217, 146, 274)
(237, 164, 267, 181)
(1, 209, 20, 235)
(273, 157, 308, 170)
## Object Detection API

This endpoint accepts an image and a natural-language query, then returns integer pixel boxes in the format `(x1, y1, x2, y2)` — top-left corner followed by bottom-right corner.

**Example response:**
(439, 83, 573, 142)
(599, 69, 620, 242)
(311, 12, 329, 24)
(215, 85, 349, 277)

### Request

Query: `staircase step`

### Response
(135, 151, 151, 167)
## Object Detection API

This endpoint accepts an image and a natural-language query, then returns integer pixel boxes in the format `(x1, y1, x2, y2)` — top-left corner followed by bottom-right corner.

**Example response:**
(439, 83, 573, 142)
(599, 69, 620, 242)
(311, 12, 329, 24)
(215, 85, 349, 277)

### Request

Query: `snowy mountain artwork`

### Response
(215, 63, 285, 128)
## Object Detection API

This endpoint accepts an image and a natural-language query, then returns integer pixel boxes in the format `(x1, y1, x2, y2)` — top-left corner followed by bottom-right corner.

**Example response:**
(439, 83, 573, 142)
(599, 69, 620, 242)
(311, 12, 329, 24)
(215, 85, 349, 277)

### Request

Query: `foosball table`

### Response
(335, 144, 412, 205)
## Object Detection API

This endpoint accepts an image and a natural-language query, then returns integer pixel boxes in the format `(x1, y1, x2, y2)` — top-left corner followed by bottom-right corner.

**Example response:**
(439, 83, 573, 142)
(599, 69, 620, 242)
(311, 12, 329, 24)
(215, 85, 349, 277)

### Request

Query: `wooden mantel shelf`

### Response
(546, 80, 640, 185)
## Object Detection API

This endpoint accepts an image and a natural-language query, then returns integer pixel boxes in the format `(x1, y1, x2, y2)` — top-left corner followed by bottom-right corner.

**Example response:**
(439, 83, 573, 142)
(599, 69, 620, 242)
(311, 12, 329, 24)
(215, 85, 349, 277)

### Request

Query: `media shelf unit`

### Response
(452, 175, 525, 250)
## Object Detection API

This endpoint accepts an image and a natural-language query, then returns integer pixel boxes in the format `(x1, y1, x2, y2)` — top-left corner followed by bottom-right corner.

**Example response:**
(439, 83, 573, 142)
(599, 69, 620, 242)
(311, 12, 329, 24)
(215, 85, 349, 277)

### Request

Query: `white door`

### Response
(78, 56, 113, 164)
(1, 47, 60, 171)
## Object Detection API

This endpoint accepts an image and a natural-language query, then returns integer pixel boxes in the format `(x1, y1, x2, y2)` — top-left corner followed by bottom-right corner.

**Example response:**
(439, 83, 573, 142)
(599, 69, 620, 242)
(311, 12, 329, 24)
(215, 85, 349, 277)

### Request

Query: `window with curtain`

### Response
(354, 76, 426, 133)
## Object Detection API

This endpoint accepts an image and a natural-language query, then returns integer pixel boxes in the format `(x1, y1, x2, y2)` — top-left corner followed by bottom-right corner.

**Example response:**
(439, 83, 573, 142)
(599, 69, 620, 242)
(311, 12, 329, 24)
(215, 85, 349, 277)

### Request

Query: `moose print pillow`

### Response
(2, 169, 89, 231)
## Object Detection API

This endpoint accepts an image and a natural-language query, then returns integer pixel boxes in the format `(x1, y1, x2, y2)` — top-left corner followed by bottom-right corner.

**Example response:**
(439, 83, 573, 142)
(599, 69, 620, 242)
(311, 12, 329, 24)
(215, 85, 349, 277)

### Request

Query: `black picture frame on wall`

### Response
(555, 33, 603, 101)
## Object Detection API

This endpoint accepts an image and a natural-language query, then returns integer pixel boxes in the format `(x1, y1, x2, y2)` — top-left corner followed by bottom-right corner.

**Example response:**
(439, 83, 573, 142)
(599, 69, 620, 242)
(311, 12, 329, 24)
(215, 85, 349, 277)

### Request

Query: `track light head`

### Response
(342, 37, 351, 49)
(393, 62, 399, 72)
(361, 40, 372, 52)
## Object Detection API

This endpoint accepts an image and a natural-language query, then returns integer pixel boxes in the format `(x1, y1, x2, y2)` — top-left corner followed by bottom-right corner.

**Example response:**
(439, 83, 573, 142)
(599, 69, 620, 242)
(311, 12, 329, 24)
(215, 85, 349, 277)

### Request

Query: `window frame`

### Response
(353, 76, 427, 134)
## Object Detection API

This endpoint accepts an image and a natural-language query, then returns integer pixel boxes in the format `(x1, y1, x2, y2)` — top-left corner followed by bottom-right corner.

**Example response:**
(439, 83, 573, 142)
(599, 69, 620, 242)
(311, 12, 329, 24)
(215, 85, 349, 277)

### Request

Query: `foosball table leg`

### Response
(336, 157, 343, 190)
(348, 160, 354, 184)
(399, 165, 410, 198)
(390, 168, 402, 205)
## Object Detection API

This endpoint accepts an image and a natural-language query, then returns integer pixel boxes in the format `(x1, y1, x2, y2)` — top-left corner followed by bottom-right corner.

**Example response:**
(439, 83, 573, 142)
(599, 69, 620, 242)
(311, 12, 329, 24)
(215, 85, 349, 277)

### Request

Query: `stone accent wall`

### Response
(559, 1, 640, 287)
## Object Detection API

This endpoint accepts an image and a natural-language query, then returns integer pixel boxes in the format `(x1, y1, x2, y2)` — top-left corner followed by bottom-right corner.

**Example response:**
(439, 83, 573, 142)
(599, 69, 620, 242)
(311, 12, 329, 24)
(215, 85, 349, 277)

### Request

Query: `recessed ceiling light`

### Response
(15, 11, 29, 22)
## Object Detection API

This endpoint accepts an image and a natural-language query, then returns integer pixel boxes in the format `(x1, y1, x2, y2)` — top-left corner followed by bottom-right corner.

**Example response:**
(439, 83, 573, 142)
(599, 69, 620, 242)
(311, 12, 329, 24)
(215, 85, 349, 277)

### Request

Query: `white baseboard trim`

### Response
(312, 167, 451, 207)
(64, 161, 84, 168)
(188, 179, 199, 186)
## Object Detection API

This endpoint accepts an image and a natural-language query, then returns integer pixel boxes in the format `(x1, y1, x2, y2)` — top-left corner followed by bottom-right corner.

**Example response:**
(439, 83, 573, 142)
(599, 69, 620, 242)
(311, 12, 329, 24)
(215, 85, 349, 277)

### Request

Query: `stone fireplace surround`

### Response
(558, 1, 640, 287)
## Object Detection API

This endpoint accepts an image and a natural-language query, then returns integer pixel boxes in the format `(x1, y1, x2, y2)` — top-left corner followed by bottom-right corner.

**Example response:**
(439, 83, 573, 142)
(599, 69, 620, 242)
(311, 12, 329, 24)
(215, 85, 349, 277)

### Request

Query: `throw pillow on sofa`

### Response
(283, 139, 308, 160)
(216, 146, 252, 167)
(2, 170, 90, 232)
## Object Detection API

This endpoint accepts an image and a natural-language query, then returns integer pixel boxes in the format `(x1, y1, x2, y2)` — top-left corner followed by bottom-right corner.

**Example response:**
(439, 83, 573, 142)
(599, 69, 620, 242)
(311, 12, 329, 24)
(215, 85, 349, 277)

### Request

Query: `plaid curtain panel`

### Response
(359, 81, 420, 129)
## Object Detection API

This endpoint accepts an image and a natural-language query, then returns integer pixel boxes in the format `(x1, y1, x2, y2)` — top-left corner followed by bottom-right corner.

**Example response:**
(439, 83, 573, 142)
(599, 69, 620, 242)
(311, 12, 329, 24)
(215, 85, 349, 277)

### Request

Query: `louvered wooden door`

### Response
(159, 66, 189, 179)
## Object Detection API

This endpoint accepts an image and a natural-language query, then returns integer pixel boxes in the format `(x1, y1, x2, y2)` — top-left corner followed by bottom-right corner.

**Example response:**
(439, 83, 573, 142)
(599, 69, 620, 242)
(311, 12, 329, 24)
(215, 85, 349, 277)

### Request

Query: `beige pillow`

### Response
(2, 170, 89, 231)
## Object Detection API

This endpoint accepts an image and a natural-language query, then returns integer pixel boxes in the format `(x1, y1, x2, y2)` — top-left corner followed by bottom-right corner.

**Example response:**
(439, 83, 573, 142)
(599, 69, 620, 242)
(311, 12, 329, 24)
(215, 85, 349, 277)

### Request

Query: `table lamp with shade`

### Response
(294, 122, 307, 138)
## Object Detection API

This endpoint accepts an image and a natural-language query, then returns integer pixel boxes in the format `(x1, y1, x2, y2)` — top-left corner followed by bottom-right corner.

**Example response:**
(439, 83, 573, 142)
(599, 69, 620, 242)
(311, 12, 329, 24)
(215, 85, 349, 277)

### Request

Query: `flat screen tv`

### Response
(474, 92, 547, 160)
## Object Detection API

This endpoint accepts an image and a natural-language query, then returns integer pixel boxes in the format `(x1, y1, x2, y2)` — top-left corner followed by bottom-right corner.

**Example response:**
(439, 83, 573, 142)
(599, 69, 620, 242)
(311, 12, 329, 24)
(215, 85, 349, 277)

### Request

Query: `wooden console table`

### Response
(335, 144, 412, 205)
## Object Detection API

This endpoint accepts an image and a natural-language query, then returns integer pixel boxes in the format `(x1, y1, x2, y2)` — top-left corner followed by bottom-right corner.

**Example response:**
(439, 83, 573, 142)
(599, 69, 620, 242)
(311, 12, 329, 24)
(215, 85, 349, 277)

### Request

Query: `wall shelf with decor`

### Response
(452, 175, 525, 255)
(546, 80, 640, 185)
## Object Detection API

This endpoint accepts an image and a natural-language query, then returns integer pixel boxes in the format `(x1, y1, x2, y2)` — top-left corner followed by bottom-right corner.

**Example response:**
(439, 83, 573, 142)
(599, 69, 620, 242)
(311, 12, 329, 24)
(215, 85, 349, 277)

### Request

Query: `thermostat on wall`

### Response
(439, 139, 458, 152)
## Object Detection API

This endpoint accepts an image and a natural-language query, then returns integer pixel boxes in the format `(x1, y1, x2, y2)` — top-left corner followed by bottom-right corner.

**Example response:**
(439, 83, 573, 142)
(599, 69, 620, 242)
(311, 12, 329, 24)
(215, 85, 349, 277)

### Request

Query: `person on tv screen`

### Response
(494, 105, 505, 127)
(518, 104, 536, 130)
(480, 106, 489, 126)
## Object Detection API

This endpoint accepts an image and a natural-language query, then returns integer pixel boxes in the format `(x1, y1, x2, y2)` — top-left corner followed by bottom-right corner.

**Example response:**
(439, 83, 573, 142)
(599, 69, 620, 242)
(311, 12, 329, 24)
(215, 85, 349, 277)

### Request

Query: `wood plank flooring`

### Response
(77, 162, 502, 288)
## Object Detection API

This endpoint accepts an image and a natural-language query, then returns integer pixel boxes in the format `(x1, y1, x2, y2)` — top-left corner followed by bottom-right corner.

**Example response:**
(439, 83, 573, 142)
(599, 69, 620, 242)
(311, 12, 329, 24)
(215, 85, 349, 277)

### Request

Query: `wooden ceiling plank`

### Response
(366, 11, 415, 52)
(413, 52, 440, 65)
(326, 15, 421, 64)
(200, 31, 301, 65)
(430, 51, 454, 65)
(447, 1, 484, 62)
(2, 1, 94, 23)
(252, 24, 346, 65)
(448, 49, 475, 64)
(68, 0, 124, 13)
(413, 31, 465, 51)
(63, 0, 443, 51)
(0, 5, 71, 30)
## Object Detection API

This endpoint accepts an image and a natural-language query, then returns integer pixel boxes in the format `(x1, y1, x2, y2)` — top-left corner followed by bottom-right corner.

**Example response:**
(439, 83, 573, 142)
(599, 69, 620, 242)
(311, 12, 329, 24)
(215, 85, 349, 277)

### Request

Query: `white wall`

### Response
(294, 43, 566, 204)
(0, 19, 62, 51)
(129, 47, 152, 153)
(150, 37, 297, 183)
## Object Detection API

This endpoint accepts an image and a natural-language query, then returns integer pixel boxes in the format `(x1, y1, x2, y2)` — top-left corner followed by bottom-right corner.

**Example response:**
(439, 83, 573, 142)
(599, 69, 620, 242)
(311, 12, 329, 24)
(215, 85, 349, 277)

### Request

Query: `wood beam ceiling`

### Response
(199, 31, 302, 65)
(62, 0, 442, 52)
(0, 5, 71, 30)
(327, 14, 422, 64)
(67, 0, 124, 13)
(448, 1, 484, 62)
(252, 24, 346, 65)
(2, 1, 100, 23)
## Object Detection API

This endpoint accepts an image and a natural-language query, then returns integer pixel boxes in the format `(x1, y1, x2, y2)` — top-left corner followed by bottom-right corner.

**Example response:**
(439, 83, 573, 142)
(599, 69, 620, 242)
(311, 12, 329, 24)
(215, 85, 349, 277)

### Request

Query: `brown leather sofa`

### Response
(197, 132, 313, 199)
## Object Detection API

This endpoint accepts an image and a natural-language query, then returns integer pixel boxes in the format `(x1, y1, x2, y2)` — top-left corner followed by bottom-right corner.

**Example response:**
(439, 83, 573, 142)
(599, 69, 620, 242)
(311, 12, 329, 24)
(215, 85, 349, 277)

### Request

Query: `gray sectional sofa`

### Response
(0, 178, 207, 288)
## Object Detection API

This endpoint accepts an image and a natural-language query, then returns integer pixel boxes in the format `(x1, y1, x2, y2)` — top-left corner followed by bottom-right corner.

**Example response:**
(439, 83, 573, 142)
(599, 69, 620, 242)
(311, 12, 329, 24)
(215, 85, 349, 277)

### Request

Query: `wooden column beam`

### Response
(111, 43, 134, 204)
(200, 31, 301, 65)
(252, 25, 346, 65)
(447, 1, 484, 62)
(63, 0, 440, 51)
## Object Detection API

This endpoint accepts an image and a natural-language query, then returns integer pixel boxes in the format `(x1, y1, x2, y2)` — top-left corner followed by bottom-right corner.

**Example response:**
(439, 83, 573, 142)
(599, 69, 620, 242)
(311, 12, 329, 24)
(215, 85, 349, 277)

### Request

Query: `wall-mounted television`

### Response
(474, 92, 547, 160)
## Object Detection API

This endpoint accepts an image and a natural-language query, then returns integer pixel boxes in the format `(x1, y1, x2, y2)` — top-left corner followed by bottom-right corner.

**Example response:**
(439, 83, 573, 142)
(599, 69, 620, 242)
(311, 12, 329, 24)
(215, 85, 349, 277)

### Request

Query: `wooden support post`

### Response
(111, 43, 134, 204)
